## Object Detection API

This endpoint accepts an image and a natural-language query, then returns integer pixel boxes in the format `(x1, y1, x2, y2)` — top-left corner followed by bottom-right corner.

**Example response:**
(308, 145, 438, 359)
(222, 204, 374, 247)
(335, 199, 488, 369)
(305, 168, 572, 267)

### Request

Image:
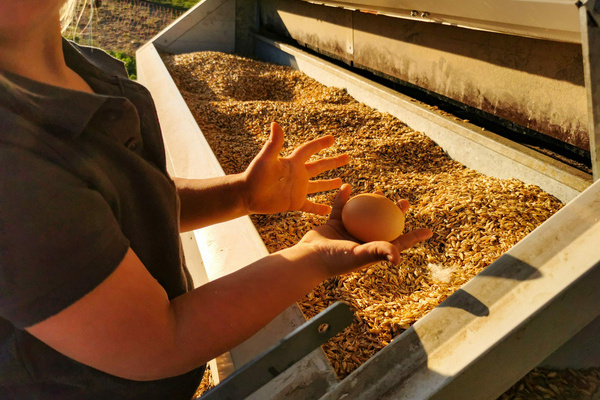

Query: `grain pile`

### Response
(498, 368, 600, 400)
(193, 365, 214, 399)
(162, 52, 571, 389)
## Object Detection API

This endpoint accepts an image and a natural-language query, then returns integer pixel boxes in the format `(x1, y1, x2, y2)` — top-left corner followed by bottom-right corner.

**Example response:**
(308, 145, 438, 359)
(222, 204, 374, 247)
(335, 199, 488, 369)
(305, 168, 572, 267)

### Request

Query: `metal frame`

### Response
(580, 0, 600, 180)
(201, 302, 353, 399)
(300, 0, 581, 43)
(136, 1, 600, 398)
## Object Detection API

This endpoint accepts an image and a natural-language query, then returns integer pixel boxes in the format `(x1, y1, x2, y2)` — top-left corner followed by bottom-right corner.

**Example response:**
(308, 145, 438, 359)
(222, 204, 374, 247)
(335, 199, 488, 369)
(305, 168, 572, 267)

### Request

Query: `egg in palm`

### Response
(341, 193, 405, 242)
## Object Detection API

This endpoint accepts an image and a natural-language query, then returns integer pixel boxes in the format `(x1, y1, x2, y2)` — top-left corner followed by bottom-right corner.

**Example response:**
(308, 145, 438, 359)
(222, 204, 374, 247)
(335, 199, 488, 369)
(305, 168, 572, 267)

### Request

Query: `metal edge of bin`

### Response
(136, 32, 339, 400)
(149, 0, 236, 55)
(318, 178, 600, 400)
(296, 0, 582, 44)
(135, 2, 598, 398)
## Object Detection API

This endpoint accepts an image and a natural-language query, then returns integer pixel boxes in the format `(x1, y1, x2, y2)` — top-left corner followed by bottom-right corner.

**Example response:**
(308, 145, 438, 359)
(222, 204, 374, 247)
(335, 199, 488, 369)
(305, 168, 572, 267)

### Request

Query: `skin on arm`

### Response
(26, 246, 326, 381)
(3, 0, 431, 385)
(176, 122, 350, 232)
(26, 185, 432, 381)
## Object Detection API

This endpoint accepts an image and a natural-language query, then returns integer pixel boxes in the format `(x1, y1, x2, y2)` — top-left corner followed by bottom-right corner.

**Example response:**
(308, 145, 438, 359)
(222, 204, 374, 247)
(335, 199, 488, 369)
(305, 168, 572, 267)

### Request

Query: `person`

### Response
(0, 0, 433, 399)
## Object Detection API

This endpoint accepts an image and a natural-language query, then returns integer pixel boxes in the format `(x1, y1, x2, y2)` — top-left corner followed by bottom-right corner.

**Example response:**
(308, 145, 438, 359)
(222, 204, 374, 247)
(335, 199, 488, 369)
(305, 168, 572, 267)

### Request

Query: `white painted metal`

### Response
(136, 1, 598, 397)
(151, 0, 236, 54)
(136, 40, 339, 398)
(301, 0, 581, 43)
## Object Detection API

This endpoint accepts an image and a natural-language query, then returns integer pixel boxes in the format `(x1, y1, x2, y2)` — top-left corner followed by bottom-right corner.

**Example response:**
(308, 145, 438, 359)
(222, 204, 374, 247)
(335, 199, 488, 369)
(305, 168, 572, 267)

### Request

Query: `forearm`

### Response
(165, 245, 325, 377)
(174, 175, 249, 232)
(25, 186, 428, 382)
(27, 244, 327, 382)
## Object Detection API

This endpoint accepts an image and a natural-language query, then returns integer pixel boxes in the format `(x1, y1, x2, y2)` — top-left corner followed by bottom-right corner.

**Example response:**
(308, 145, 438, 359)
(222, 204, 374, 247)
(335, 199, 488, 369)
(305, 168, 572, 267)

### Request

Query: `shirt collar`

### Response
(1, 39, 128, 140)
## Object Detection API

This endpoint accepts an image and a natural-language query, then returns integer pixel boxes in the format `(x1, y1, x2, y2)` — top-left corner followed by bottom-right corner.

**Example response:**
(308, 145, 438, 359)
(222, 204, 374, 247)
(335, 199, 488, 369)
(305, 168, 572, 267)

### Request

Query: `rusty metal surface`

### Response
(352, 12, 589, 151)
(259, 0, 590, 153)
(259, 0, 353, 61)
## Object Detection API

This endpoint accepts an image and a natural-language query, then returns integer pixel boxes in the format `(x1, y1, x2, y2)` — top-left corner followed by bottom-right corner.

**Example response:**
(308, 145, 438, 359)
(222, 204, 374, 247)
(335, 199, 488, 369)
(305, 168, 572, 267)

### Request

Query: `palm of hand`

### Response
(298, 208, 403, 276)
(243, 122, 349, 215)
(298, 185, 434, 276)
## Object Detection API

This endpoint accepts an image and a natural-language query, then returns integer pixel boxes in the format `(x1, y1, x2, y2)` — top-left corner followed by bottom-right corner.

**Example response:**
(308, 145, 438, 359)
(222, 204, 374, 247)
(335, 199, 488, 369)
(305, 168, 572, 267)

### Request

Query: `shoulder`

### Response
(65, 40, 129, 79)
(0, 104, 93, 185)
(0, 104, 60, 158)
(0, 104, 41, 150)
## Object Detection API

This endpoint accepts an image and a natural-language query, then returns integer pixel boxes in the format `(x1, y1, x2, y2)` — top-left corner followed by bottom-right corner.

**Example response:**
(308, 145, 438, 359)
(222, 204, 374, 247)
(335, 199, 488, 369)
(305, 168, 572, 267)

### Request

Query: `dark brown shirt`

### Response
(0, 39, 203, 399)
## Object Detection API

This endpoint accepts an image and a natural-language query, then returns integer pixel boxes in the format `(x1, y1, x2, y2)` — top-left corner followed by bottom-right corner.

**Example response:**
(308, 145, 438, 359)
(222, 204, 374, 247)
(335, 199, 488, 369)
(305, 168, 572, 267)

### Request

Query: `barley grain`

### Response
(162, 51, 596, 397)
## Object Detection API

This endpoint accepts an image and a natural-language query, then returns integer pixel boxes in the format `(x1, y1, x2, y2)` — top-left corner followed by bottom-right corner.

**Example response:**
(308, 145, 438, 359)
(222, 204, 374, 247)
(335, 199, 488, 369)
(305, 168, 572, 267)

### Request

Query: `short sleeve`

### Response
(0, 145, 130, 328)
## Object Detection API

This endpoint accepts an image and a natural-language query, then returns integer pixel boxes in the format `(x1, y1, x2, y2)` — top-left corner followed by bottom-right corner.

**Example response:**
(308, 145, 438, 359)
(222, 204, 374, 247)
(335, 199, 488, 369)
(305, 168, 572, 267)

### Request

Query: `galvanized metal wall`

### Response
(259, 0, 589, 153)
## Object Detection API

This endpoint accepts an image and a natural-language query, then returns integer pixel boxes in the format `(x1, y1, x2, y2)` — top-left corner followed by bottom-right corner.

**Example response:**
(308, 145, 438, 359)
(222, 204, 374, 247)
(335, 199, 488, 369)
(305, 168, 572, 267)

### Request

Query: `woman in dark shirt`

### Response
(0, 1, 432, 398)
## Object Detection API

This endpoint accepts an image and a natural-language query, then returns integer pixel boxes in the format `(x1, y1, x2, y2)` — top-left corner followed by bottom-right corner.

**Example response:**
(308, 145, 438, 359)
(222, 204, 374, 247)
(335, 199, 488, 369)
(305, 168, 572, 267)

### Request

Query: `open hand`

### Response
(297, 184, 433, 277)
(242, 122, 350, 215)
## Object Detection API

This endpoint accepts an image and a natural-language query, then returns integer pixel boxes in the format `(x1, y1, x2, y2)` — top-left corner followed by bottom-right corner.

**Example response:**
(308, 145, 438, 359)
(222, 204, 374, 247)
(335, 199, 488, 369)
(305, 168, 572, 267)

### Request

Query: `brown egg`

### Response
(341, 193, 405, 242)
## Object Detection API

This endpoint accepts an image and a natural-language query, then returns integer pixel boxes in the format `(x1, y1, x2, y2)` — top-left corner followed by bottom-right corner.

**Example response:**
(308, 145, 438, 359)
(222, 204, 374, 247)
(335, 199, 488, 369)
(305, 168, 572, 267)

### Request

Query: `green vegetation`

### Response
(147, 0, 201, 10)
(66, 1, 202, 80)
(107, 50, 137, 80)
(65, 1, 188, 80)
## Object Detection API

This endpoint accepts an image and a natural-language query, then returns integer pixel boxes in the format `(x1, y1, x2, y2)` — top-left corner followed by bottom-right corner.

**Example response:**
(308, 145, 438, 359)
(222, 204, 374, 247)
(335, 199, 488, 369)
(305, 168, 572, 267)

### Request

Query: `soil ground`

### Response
(66, 0, 186, 57)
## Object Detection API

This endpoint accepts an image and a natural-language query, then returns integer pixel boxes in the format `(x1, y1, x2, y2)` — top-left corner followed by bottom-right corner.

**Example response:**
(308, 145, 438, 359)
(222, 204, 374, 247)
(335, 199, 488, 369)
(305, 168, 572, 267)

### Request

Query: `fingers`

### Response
(257, 122, 285, 160)
(392, 228, 433, 252)
(396, 199, 410, 214)
(307, 178, 343, 194)
(353, 228, 432, 265)
(370, 190, 410, 214)
(298, 177, 346, 214)
(305, 154, 350, 177)
(353, 241, 401, 265)
(330, 183, 352, 220)
(291, 135, 336, 162)
(299, 200, 333, 215)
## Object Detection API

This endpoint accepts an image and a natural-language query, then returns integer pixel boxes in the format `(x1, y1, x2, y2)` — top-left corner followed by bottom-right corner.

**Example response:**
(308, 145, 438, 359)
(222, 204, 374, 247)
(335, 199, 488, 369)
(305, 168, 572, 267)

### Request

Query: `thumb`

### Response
(258, 122, 285, 159)
(353, 241, 401, 266)
(392, 228, 433, 252)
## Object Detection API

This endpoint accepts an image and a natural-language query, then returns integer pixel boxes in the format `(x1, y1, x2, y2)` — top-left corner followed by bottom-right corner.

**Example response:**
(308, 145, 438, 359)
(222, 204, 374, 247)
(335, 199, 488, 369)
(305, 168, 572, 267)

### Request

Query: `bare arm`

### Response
(176, 122, 350, 232)
(26, 185, 432, 381)
(174, 174, 247, 232)
(26, 245, 324, 381)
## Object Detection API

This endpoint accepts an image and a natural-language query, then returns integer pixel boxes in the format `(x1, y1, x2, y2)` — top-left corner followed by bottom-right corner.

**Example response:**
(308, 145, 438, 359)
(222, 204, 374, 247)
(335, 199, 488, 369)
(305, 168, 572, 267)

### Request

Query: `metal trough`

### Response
(136, 0, 599, 398)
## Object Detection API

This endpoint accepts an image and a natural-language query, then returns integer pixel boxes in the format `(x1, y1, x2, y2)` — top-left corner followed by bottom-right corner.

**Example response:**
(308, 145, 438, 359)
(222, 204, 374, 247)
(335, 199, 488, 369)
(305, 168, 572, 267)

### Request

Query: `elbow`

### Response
(100, 343, 208, 382)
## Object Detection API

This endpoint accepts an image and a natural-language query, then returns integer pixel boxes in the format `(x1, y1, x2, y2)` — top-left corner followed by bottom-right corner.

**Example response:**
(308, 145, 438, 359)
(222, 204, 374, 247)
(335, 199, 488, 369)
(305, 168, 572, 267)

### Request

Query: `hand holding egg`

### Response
(297, 184, 432, 275)
(341, 193, 406, 242)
